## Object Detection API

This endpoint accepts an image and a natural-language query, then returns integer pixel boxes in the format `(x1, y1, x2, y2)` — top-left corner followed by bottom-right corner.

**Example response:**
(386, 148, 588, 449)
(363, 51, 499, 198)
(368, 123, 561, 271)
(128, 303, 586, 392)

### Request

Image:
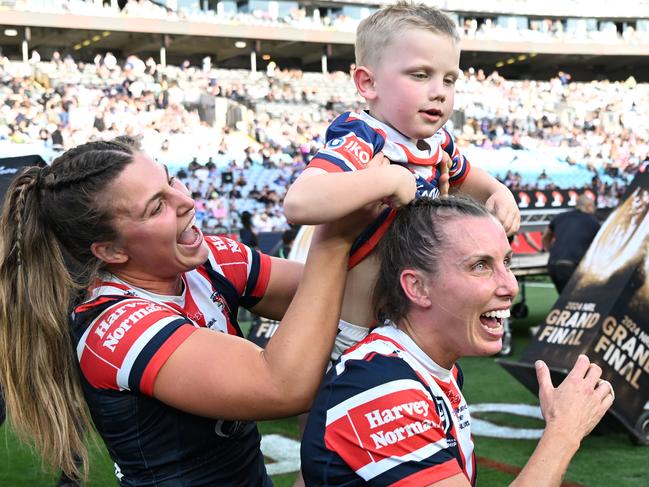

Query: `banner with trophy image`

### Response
(500, 170, 649, 444)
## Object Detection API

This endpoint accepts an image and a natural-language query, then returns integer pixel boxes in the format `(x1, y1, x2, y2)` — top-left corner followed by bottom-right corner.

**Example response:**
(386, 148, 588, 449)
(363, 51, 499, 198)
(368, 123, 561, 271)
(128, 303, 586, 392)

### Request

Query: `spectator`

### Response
(239, 210, 259, 248)
(542, 194, 601, 293)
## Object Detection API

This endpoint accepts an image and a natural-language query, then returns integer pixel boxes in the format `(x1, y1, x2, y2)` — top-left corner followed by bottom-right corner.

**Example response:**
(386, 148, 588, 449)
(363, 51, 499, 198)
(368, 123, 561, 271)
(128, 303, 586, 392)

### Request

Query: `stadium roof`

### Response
(1, 9, 648, 79)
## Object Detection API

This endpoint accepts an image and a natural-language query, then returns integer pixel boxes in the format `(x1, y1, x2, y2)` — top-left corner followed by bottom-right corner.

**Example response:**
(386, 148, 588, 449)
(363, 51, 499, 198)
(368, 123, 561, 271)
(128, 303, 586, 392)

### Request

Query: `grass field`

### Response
(1, 281, 647, 486)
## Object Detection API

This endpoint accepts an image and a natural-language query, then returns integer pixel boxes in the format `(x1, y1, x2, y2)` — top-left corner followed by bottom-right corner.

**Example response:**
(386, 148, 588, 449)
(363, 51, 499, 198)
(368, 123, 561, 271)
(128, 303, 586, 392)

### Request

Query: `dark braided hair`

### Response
(0, 137, 137, 480)
(372, 196, 492, 324)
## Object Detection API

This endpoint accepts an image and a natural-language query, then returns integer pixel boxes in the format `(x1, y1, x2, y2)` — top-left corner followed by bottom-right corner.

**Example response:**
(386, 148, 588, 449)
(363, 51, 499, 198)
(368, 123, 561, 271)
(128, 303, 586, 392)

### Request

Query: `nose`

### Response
(172, 183, 195, 214)
(496, 267, 519, 301)
(428, 77, 446, 102)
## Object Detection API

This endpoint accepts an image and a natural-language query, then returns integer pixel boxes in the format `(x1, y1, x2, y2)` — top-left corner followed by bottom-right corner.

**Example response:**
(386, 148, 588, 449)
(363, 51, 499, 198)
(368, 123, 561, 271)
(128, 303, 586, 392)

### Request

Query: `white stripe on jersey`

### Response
(115, 314, 184, 391)
(77, 315, 97, 360)
(184, 268, 228, 330)
(325, 379, 433, 426)
(356, 437, 451, 481)
(354, 111, 446, 166)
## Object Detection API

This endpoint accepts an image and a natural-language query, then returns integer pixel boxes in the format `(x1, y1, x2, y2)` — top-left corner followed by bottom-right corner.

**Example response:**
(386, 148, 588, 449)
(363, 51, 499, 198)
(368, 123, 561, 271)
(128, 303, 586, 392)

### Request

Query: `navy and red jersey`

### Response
(71, 236, 273, 486)
(302, 325, 476, 486)
(309, 111, 471, 267)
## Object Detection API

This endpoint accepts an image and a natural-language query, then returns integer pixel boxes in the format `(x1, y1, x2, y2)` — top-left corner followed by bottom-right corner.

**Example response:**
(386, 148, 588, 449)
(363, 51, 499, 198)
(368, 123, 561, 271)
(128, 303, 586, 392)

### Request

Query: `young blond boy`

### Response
(284, 2, 520, 350)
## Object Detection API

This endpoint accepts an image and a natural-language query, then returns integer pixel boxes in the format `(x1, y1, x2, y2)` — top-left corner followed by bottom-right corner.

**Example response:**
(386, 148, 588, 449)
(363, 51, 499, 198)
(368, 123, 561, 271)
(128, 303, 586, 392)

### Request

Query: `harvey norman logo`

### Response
(94, 301, 167, 351)
(359, 397, 443, 450)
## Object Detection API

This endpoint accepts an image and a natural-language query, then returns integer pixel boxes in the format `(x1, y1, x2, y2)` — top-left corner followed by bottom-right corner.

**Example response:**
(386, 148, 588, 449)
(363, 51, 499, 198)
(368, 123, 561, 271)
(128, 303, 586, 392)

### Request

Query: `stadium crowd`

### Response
(8, 0, 649, 43)
(1, 51, 647, 233)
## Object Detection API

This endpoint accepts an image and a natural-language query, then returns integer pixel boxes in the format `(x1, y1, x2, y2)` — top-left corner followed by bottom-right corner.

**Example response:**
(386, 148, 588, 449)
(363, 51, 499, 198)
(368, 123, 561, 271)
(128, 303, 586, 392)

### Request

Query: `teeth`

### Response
(481, 309, 511, 319)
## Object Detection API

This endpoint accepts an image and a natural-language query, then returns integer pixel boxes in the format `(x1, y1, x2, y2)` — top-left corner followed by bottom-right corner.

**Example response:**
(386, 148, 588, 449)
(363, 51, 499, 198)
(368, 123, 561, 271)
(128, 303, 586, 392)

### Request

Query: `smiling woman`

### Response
(0, 137, 368, 486)
(301, 197, 614, 487)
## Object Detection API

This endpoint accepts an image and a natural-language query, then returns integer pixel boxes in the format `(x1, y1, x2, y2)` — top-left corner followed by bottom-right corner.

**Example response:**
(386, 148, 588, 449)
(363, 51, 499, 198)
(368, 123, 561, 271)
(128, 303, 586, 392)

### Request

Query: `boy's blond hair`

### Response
(355, 1, 460, 70)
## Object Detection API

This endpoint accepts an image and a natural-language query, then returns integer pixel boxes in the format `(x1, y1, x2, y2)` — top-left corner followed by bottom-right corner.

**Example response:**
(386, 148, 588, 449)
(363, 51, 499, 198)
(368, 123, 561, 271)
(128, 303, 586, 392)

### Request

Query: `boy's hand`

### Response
(366, 153, 417, 209)
(485, 186, 520, 236)
(438, 152, 452, 198)
(385, 163, 417, 208)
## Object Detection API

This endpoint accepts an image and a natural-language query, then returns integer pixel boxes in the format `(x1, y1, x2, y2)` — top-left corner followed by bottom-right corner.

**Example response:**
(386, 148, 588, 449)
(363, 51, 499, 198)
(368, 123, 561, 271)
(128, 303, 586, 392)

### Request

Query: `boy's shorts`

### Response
(328, 319, 370, 371)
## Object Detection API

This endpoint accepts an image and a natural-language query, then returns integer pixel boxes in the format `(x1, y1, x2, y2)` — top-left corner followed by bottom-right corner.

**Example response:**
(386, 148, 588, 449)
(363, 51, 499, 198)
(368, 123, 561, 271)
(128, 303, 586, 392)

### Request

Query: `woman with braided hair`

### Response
(0, 137, 374, 485)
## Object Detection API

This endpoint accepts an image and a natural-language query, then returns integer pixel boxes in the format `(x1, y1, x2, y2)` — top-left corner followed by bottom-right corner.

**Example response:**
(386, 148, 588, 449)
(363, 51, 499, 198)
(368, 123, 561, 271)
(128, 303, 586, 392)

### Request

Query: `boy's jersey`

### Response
(309, 111, 471, 267)
(71, 236, 273, 486)
(302, 325, 476, 486)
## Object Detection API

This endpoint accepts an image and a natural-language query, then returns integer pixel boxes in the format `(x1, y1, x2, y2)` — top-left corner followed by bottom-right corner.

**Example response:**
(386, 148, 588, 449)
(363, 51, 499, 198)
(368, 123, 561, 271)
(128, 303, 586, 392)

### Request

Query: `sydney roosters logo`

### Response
(210, 292, 230, 315)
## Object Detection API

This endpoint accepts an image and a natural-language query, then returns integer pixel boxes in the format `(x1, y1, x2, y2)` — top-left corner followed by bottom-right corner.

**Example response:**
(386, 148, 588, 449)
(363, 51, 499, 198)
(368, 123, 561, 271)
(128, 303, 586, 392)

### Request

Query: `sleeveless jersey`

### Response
(302, 325, 476, 486)
(71, 236, 273, 486)
(309, 111, 471, 267)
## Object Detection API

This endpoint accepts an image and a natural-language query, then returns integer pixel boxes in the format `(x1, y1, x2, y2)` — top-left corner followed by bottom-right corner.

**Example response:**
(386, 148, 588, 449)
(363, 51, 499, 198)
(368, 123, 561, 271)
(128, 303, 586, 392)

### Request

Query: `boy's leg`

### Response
(329, 319, 371, 370)
(294, 320, 370, 487)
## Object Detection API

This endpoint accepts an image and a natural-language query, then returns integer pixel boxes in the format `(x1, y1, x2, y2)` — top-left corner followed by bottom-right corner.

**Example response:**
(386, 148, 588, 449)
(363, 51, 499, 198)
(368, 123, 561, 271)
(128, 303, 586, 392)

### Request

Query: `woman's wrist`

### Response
(541, 422, 581, 455)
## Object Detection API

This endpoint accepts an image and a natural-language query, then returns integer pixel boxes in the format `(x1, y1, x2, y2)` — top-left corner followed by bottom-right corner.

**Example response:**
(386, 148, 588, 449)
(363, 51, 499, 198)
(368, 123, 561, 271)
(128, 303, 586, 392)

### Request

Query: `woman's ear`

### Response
(399, 269, 432, 308)
(90, 241, 128, 265)
(353, 65, 377, 101)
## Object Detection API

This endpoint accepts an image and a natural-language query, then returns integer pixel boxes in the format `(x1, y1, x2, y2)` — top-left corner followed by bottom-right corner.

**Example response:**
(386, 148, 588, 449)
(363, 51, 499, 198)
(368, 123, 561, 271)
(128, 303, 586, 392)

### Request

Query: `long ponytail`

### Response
(0, 138, 136, 479)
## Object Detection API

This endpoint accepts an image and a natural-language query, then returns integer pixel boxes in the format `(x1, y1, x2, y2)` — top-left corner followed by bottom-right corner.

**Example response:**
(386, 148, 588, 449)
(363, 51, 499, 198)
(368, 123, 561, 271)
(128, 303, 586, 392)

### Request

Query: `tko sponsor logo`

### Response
(93, 301, 168, 352)
(328, 134, 373, 168)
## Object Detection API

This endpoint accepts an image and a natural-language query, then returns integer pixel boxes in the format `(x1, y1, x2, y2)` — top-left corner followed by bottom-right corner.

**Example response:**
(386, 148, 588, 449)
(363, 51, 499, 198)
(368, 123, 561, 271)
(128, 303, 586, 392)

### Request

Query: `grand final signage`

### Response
(500, 170, 649, 444)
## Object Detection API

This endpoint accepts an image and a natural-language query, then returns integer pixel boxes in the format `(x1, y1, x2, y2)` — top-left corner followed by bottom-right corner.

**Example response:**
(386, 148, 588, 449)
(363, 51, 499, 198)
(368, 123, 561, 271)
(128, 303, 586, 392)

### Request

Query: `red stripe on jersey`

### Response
(391, 459, 462, 486)
(373, 127, 387, 140)
(440, 128, 451, 148)
(139, 324, 197, 396)
(195, 265, 212, 284)
(471, 453, 477, 484)
(450, 161, 471, 186)
(343, 332, 405, 357)
(446, 418, 469, 482)
(395, 143, 441, 166)
(452, 365, 460, 382)
(251, 252, 271, 298)
(308, 157, 345, 173)
(324, 388, 445, 473)
(78, 343, 121, 390)
(348, 210, 397, 269)
(80, 300, 179, 390)
(76, 295, 116, 314)
(205, 236, 250, 295)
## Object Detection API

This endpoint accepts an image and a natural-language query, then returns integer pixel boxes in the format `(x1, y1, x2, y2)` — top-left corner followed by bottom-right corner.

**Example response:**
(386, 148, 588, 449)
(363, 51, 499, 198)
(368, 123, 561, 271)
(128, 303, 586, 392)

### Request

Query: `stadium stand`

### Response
(1, 0, 648, 236)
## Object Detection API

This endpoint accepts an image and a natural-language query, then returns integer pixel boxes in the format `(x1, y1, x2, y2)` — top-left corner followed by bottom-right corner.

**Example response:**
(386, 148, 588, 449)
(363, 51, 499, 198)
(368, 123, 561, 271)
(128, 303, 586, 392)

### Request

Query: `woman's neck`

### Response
(397, 317, 456, 370)
(108, 271, 184, 296)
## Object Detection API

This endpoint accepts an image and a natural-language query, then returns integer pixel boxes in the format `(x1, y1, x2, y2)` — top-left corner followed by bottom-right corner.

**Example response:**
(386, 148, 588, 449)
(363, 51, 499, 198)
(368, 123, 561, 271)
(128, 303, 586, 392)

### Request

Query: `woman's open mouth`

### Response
(178, 216, 203, 248)
(479, 308, 510, 337)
